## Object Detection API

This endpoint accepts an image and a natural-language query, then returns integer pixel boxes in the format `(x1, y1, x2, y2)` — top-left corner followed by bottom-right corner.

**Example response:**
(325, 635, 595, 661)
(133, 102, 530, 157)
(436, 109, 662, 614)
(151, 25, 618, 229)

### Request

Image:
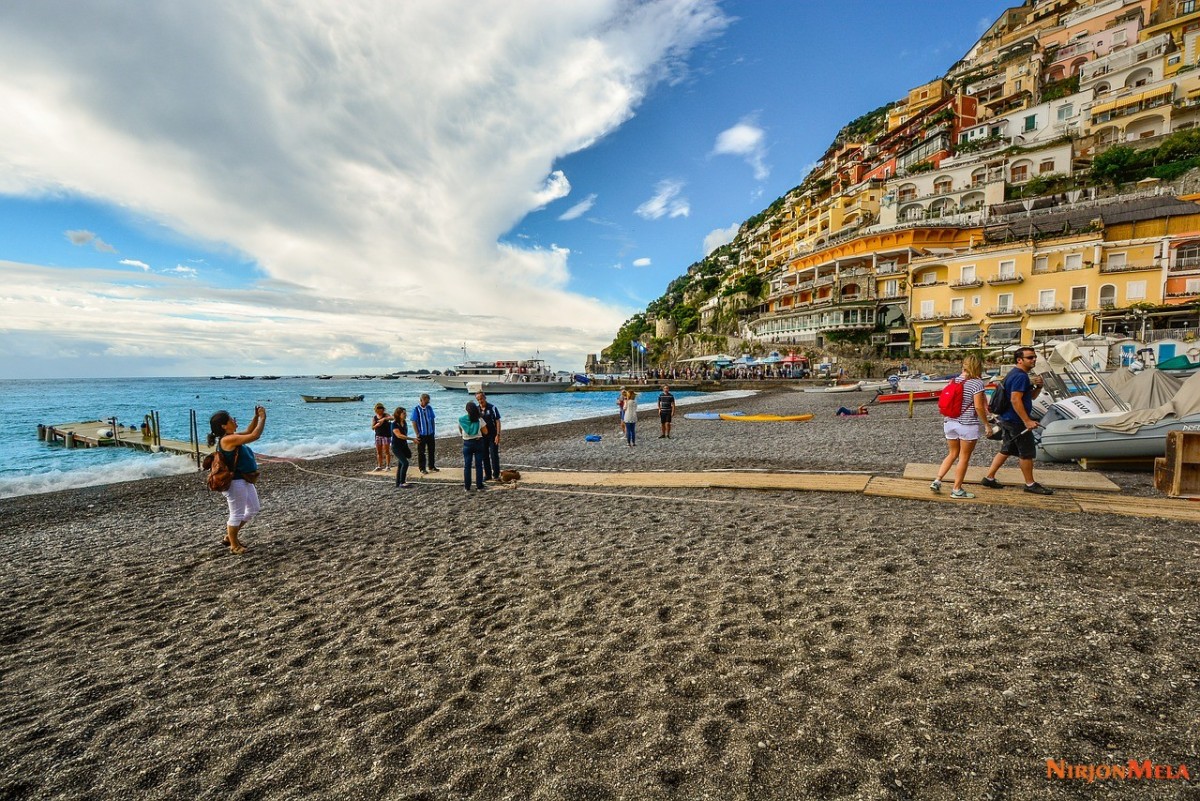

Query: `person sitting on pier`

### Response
(207, 406, 267, 554)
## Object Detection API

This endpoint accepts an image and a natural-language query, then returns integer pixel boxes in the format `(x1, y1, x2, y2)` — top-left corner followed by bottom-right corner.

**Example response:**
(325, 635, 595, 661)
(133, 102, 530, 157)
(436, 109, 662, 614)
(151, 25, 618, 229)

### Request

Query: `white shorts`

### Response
(943, 419, 981, 441)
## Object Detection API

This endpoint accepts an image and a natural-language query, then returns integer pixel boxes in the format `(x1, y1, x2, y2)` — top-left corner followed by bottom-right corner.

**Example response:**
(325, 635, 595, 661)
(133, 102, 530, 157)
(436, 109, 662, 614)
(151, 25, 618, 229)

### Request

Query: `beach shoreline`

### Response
(2, 388, 1196, 800)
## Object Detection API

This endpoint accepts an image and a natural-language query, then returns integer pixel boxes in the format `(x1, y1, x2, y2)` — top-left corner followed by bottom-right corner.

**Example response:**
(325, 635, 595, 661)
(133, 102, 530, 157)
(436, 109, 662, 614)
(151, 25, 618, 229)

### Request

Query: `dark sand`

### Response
(2, 388, 1197, 800)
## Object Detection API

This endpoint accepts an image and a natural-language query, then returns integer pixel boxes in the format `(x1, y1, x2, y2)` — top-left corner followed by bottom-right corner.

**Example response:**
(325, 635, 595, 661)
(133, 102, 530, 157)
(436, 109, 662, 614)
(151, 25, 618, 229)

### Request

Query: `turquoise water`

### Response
(0, 377, 749, 498)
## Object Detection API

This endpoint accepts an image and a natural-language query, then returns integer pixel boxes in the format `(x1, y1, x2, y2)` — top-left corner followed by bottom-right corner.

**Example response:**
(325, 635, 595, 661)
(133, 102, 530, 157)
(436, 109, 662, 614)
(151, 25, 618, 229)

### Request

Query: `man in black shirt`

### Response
(475, 391, 502, 481)
(657, 385, 676, 439)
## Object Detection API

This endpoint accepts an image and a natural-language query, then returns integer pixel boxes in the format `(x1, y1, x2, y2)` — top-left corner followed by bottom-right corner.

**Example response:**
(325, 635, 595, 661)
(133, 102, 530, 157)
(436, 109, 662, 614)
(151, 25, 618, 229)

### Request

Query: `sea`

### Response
(0, 376, 752, 499)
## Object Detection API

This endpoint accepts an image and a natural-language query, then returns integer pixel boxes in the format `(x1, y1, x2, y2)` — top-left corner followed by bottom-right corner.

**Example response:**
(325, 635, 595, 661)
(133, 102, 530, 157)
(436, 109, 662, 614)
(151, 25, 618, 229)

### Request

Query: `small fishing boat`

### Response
(259, 375, 281, 380)
(683, 411, 743, 420)
(718, 413, 813, 422)
(874, 390, 939, 404)
(317, 375, 333, 380)
(300, 394, 365, 403)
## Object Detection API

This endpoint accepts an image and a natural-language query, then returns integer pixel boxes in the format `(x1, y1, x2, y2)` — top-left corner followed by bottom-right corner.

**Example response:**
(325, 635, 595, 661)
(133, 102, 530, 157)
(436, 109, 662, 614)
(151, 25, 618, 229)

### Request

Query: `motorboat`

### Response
(301, 394, 365, 403)
(433, 357, 572, 394)
(1036, 342, 1200, 461)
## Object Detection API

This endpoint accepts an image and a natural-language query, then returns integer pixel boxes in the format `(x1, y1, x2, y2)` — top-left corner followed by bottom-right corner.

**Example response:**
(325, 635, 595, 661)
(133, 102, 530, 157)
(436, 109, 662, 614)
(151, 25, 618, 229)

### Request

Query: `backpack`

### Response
(202, 447, 238, 492)
(937, 378, 966, 417)
(988, 379, 1011, 417)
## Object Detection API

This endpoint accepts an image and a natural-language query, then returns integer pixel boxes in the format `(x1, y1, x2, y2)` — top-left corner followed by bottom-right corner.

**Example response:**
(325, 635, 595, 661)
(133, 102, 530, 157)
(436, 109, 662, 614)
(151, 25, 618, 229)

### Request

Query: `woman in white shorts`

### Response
(931, 354, 993, 499)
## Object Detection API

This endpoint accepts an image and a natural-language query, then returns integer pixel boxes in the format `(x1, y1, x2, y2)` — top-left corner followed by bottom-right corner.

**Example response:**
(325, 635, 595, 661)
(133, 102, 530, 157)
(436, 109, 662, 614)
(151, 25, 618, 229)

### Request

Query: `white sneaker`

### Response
(929, 479, 942, 493)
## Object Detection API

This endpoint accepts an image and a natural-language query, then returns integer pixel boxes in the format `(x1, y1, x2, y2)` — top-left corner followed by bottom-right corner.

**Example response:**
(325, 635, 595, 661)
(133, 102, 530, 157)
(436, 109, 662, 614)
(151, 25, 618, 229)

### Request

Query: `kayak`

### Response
(684, 411, 743, 420)
(718, 413, 814, 422)
(874, 390, 939, 404)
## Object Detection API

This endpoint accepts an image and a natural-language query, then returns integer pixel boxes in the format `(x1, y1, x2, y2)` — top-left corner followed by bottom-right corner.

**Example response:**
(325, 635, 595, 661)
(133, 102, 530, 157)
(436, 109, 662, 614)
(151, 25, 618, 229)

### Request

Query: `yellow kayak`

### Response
(719, 413, 814, 422)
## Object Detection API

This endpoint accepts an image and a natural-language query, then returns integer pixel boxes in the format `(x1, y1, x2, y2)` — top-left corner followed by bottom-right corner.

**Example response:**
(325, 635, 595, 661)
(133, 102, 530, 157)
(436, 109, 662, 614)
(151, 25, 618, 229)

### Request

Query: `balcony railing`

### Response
(987, 273, 1024, 285)
(1169, 256, 1200, 272)
(939, 310, 974, 321)
(1026, 303, 1065, 315)
(950, 278, 983, 289)
(878, 291, 909, 301)
(1102, 262, 1158, 273)
(910, 313, 941, 323)
(875, 264, 905, 276)
(986, 307, 1022, 317)
(1165, 289, 1200, 298)
(1070, 299, 1088, 310)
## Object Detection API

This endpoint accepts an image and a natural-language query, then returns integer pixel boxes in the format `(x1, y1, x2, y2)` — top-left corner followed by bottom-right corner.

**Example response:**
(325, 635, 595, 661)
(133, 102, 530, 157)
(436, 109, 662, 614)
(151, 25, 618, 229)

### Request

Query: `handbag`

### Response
(202, 445, 239, 492)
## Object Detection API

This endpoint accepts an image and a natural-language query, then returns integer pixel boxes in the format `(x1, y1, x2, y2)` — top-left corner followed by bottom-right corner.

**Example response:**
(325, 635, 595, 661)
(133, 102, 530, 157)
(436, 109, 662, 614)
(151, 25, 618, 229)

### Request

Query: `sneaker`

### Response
(430, 468, 440, 473)
(397, 483, 412, 489)
(980, 476, 1003, 489)
(950, 488, 975, 499)
(1024, 482, 1054, 495)
(658, 434, 666, 438)
(476, 485, 488, 492)
(929, 479, 942, 493)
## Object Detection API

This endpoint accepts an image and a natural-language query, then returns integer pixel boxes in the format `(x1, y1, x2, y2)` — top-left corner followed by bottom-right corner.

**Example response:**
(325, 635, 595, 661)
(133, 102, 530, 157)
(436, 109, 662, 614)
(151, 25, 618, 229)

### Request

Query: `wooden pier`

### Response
(38, 411, 212, 467)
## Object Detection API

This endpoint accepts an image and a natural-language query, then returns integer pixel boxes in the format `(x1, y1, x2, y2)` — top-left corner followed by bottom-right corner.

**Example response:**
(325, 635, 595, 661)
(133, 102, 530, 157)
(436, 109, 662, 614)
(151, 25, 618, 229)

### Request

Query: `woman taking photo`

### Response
(458, 401, 488, 491)
(371, 403, 393, 472)
(391, 406, 414, 488)
(207, 406, 266, 554)
(931, 354, 992, 499)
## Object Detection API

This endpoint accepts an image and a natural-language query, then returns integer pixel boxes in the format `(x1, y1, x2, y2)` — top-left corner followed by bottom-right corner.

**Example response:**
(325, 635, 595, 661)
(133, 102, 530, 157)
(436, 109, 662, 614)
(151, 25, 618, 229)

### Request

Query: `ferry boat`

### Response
(433, 358, 572, 394)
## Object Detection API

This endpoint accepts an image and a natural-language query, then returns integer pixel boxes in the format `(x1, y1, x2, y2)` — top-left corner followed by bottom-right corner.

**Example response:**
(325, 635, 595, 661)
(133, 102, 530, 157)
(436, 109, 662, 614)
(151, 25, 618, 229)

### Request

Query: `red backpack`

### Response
(937, 378, 966, 417)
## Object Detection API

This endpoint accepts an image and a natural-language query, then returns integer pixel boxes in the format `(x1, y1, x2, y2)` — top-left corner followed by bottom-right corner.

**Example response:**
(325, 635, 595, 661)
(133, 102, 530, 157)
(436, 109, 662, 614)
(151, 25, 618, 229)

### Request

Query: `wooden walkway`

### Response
(41, 420, 211, 460)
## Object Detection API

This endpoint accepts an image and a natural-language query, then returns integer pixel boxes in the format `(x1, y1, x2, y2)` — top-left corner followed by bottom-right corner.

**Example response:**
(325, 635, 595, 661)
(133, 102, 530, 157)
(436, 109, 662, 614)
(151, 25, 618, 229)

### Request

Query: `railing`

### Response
(1169, 256, 1200, 272)
(986, 273, 1024, 285)
(1101, 262, 1158, 273)
(910, 313, 941, 323)
(875, 264, 905, 276)
(986, 307, 1022, 317)
(878, 291, 909, 301)
(1026, 303, 1065, 314)
(1165, 289, 1200, 298)
(939, 311, 973, 321)
(1070, 299, 1088, 310)
(950, 278, 983, 289)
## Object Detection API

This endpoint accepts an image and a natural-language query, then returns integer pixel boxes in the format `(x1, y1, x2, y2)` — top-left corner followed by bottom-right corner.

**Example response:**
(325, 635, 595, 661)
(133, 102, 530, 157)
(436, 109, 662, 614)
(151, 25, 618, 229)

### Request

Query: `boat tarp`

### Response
(1119, 369, 1183, 410)
(1096, 370, 1200, 433)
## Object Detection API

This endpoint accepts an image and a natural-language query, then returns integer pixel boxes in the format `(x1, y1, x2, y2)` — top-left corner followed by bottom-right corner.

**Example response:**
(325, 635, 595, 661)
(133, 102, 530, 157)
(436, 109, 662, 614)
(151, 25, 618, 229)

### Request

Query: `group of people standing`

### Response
(617, 385, 675, 447)
(931, 347, 1055, 499)
(371, 392, 502, 491)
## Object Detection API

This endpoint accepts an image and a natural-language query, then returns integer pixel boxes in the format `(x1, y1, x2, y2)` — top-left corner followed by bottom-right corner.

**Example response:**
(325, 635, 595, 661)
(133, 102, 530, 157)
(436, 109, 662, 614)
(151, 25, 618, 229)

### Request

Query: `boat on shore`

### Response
(301, 394, 365, 403)
(434, 357, 572, 394)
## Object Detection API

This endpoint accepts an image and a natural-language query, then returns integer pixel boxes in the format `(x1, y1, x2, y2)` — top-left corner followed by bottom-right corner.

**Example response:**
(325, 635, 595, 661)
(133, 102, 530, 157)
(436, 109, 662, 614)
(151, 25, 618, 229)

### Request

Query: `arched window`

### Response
(1099, 284, 1116, 308)
(1094, 83, 1110, 98)
(900, 204, 925, 222)
(970, 168, 987, 187)
(933, 177, 953, 195)
(897, 183, 919, 201)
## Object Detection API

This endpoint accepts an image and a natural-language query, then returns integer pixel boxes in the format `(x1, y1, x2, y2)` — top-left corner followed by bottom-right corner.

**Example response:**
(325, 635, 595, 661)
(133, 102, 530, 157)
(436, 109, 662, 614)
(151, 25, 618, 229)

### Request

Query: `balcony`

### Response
(987, 273, 1024, 285)
(910, 312, 941, 323)
(986, 307, 1022, 318)
(1165, 289, 1200, 298)
(1026, 303, 1065, 315)
(939, 310, 974, 321)
(1102, 262, 1158, 274)
(1069, 299, 1089, 311)
(878, 291, 909, 302)
(911, 280, 947, 288)
(950, 278, 983, 290)
(1169, 256, 1200, 272)
(875, 264, 905, 276)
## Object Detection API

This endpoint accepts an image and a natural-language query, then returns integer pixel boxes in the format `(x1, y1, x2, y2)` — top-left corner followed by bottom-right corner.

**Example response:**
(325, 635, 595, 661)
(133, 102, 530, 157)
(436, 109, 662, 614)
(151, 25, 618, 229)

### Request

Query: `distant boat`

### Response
(210, 376, 224, 380)
(353, 375, 376, 380)
(317, 375, 333, 380)
(434, 357, 571, 394)
(236, 375, 254, 380)
(259, 375, 281, 380)
(380, 374, 400, 380)
(301, 394, 365, 403)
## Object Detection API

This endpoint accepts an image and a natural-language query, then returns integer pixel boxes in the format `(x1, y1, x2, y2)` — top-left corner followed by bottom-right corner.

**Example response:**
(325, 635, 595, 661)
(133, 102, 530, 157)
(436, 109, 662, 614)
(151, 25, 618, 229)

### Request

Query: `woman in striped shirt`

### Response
(931, 354, 994, 499)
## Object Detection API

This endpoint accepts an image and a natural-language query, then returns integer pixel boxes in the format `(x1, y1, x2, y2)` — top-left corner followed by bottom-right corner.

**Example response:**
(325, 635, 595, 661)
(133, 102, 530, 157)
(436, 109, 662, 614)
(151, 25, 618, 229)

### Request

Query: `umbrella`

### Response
(780, 353, 808, 364)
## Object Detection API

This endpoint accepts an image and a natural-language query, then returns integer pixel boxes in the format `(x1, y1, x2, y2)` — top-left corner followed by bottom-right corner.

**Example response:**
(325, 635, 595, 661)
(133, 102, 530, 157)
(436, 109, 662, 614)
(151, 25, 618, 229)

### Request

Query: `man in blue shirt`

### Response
(411, 393, 439, 474)
(657, 385, 676, 439)
(475, 391, 501, 481)
(981, 347, 1053, 495)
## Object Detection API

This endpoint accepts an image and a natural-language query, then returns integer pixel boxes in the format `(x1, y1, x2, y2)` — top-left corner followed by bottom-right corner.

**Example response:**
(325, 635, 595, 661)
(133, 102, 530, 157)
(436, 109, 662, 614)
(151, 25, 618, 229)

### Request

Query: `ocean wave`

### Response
(257, 436, 369, 460)
(0, 453, 197, 500)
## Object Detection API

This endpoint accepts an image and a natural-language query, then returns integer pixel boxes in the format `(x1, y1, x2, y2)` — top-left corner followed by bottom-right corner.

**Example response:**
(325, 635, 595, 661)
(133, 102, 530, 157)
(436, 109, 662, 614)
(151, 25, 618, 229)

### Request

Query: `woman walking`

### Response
(622, 389, 639, 447)
(391, 407, 414, 488)
(931, 355, 993, 499)
(371, 403, 393, 471)
(458, 401, 488, 491)
(208, 406, 266, 554)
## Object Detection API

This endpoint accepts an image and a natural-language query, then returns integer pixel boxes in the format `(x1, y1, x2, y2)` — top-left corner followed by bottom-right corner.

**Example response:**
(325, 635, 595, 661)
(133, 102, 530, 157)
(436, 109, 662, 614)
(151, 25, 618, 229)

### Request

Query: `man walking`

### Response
(657, 384, 676, 438)
(412, 393, 439, 474)
(475, 391, 501, 481)
(981, 347, 1053, 495)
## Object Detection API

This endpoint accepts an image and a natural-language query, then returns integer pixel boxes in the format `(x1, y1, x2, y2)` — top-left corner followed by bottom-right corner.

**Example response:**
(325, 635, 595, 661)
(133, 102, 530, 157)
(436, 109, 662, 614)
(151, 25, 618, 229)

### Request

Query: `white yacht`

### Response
(433, 358, 572, 394)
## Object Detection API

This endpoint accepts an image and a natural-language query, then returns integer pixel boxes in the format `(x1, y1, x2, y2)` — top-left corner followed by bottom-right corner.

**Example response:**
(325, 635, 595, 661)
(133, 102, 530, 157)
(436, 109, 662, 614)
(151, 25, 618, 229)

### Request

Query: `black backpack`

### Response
(988, 378, 1011, 417)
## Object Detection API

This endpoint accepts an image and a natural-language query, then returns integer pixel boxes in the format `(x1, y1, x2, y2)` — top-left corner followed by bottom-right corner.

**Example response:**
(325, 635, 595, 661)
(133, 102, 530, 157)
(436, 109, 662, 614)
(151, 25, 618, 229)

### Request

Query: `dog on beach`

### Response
(497, 469, 521, 484)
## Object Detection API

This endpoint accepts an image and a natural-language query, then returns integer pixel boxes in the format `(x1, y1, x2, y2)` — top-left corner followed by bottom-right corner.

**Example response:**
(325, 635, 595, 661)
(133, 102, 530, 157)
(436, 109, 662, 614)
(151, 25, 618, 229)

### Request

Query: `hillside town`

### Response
(603, 0, 1200, 370)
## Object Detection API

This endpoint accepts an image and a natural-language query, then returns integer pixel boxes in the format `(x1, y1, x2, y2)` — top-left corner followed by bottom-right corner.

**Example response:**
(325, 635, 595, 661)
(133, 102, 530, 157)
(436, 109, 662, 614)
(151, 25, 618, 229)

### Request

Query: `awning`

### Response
(1091, 85, 1173, 117)
(1026, 312, 1086, 331)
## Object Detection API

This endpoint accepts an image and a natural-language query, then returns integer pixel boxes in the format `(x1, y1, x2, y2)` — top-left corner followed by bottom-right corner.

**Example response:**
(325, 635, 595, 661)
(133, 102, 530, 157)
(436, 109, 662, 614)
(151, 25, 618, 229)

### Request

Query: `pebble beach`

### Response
(1, 387, 1197, 800)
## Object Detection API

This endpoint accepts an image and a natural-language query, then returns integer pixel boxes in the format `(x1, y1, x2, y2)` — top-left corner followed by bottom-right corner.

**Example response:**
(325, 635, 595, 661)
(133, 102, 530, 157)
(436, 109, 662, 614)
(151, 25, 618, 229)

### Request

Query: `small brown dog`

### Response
(497, 469, 521, 484)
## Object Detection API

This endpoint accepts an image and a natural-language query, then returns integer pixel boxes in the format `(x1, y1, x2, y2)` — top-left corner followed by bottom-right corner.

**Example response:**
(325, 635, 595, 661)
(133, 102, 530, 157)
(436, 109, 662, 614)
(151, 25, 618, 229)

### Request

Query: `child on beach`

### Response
(390, 407, 414, 488)
(207, 406, 266, 554)
(931, 355, 992, 499)
(371, 404, 393, 472)
(622, 390, 639, 447)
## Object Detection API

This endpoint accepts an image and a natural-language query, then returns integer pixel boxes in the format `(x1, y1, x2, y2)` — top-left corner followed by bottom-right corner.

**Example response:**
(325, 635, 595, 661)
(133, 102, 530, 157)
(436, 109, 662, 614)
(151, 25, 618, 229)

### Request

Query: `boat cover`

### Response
(1118, 369, 1183, 410)
(1096, 370, 1200, 433)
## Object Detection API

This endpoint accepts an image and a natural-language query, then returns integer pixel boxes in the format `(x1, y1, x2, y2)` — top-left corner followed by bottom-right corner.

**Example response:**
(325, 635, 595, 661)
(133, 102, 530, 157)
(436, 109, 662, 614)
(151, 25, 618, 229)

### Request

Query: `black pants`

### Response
(481, 436, 500, 479)
(417, 435, 436, 471)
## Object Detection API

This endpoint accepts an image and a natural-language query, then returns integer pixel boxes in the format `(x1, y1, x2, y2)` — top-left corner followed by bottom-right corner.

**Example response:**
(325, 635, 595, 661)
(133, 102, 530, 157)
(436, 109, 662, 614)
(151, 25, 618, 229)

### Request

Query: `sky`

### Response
(0, 0, 1005, 379)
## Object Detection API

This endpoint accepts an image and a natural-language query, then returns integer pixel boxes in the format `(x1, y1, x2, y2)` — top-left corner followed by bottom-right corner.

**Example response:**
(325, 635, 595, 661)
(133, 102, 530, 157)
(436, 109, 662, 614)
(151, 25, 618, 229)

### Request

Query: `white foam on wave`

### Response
(257, 436, 368, 461)
(0, 452, 198, 500)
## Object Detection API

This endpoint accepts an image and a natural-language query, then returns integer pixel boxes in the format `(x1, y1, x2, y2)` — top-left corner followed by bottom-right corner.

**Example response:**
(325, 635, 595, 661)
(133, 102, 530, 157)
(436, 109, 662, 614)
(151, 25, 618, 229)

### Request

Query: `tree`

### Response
(1090, 146, 1136, 186)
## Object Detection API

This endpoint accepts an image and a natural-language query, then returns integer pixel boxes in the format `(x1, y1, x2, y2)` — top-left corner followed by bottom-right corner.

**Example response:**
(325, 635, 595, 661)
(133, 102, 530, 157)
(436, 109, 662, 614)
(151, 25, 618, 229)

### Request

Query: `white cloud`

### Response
(0, 1, 730, 375)
(558, 193, 597, 221)
(703, 222, 739, 256)
(168, 264, 197, 277)
(632, 257, 651, 267)
(712, 116, 768, 180)
(65, 229, 116, 253)
(119, 259, 150, 271)
(635, 179, 690, 220)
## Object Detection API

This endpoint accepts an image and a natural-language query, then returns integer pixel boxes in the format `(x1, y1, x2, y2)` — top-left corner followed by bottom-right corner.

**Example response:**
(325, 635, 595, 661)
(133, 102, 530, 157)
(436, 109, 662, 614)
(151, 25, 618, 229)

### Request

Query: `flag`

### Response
(633, 340, 647, 353)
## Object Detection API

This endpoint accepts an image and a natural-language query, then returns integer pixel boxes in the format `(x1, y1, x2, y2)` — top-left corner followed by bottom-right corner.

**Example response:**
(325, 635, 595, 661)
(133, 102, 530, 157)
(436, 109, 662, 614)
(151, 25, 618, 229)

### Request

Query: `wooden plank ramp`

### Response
(395, 469, 871, 493)
(864, 476, 1081, 512)
(1076, 494, 1200, 523)
(45, 420, 210, 458)
(902, 463, 1119, 493)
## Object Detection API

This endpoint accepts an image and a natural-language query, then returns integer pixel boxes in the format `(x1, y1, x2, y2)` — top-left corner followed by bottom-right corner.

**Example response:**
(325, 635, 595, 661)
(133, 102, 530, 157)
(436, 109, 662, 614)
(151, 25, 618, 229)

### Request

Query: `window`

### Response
(1187, 277, 1200, 293)
(1034, 255, 1049, 273)
(934, 177, 953, 194)
(1040, 160, 1056, 174)
(1184, 0, 1196, 14)
(1015, 79, 1023, 92)
(1011, 164, 1029, 182)
(1057, 104, 1074, 121)
(999, 259, 1016, 278)
(920, 300, 935, 317)
(1107, 252, 1127, 269)
(950, 325, 982, 347)
(1064, 253, 1083, 270)
(1127, 280, 1146, 300)
(883, 278, 899, 297)
(987, 322, 1021, 345)
(920, 327, 944, 348)
(990, 126, 1002, 137)
(997, 292, 1014, 311)
(1113, 29, 1127, 44)
(921, 271, 938, 285)
(1070, 286, 1088, 310)
(961, 265, 976, 283)
(1024, 114, 1037, 132)
(1039, 289, 1056, 306)
(972, 295, 981, 306)
(1099, 284, 1117, 307)
(951, 298, 965, 315)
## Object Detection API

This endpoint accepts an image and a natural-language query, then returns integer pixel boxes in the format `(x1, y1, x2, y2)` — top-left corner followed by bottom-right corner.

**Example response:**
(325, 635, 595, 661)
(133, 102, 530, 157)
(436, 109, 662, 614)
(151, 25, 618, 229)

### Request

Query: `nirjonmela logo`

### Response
(1046, 758, 1191, 783)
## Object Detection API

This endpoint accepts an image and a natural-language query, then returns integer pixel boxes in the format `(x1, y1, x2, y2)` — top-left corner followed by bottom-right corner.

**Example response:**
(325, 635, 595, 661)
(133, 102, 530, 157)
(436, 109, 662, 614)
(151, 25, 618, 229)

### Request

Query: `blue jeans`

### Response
(462, 439, 484, 489)
(625, 422, 636, 445)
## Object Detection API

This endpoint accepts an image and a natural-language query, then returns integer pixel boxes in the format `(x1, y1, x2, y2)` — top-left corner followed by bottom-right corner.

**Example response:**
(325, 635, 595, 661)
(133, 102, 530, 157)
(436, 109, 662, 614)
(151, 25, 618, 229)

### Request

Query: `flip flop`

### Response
(230, 545, 247, 554)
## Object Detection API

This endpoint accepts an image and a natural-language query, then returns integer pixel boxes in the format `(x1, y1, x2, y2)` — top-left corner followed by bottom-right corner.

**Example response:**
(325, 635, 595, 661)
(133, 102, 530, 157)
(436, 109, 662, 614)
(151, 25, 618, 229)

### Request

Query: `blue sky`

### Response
(0, 0, 1002, 378)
